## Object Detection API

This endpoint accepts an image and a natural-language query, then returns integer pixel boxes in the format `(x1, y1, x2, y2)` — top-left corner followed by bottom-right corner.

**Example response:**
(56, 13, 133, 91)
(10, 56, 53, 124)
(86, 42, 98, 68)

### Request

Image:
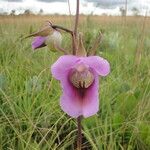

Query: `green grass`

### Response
(0, 15, 150, 150)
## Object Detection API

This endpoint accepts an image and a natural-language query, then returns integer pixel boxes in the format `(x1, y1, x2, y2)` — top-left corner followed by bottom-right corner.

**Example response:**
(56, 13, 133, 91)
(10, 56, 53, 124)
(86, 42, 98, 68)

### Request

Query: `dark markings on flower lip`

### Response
(78, 88, 85, 98)
(78, 82, 86, 98)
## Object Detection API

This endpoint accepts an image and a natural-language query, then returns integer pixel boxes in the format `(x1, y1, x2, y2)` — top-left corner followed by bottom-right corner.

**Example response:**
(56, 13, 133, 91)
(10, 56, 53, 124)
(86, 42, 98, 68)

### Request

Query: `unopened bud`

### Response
(45, 30, 62, 51)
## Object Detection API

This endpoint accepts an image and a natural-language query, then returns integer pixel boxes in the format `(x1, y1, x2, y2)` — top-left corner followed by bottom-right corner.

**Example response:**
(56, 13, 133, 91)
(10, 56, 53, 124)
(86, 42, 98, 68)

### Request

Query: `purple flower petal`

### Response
(60, 70, 99, 118)
(82, 72, 99, 117)
(32, 36, 47, 50)
(51, 56, 85, 117)
(51, 55, 79, 80)
(60, 77, 83, 118)
(82, 56, 110, 76)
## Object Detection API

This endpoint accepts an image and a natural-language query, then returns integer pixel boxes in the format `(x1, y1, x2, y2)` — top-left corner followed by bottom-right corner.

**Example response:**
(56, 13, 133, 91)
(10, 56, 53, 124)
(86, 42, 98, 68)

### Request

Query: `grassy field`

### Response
(0, 15, 150, 150)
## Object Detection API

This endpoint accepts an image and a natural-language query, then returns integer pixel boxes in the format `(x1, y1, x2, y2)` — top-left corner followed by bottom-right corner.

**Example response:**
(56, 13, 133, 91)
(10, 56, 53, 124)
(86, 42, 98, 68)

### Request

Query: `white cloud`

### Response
(0, 0, 150, 15)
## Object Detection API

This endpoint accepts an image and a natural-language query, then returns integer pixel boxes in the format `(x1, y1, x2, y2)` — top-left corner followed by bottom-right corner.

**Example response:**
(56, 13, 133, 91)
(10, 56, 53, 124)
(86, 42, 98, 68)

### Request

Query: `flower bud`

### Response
(69, 64, 94, 88)
(45, 30, 62, 51)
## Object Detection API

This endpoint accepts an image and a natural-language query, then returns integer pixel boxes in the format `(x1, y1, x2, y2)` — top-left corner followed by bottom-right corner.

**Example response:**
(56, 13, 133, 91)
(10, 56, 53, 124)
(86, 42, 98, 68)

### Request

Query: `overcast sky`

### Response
(0, 0, 150, 15)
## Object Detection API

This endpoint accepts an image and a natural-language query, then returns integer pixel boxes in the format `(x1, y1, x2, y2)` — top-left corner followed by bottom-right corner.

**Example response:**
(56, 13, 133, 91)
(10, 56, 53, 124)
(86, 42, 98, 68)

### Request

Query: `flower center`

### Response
(69, 64, 94, 89)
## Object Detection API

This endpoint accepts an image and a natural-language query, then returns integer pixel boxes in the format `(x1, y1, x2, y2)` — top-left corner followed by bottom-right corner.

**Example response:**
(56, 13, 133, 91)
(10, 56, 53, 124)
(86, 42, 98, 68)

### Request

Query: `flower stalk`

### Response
(73, 0, 80, 55)
(74, 0, 79, 37)
(77, 116, 82, 150)
(73, 1, 83, 149)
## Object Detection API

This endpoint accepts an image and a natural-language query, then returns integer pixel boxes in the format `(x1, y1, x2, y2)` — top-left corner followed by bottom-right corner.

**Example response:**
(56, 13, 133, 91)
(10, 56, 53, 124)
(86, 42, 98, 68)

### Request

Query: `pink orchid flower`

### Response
(51, 55, 110, 118)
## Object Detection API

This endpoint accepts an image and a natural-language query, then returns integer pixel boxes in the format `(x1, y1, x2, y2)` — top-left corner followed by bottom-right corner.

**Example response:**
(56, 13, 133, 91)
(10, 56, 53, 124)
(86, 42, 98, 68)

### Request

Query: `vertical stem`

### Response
(74, 0, 80, 37)
(74, 1, 82, 149)
(125, 0, 127, 24)
(72, 0, 80, 55)
(77, 116, 82, 150)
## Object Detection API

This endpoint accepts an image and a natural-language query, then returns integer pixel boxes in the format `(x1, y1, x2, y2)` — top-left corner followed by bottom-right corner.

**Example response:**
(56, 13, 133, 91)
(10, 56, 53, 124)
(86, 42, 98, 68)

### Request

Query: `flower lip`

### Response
(69, 63, 94, 89)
